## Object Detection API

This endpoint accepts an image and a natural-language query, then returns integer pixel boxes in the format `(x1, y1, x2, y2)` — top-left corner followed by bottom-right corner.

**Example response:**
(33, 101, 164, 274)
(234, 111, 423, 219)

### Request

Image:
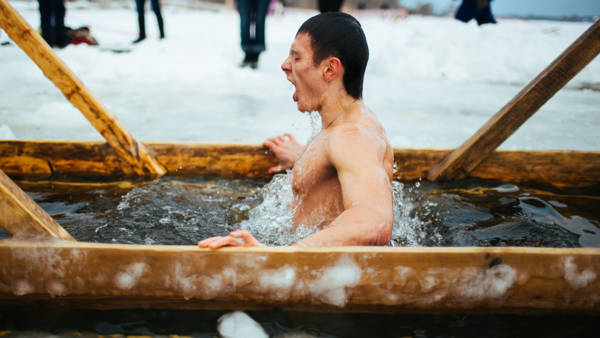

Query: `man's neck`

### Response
(319, 93, 358, 130)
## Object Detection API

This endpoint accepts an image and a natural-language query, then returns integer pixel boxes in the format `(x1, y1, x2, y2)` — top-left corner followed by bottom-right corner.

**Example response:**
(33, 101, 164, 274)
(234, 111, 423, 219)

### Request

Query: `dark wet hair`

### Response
(297, 12, 369, 99)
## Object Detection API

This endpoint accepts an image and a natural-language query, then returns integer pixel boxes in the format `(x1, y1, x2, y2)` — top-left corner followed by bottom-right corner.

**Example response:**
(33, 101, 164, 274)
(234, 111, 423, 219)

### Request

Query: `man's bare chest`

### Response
(291, 137, 337, 195)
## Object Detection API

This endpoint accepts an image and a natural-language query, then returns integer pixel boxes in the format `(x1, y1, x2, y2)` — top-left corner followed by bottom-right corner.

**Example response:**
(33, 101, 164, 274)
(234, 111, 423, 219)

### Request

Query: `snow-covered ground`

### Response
(1, 0, 598, 150)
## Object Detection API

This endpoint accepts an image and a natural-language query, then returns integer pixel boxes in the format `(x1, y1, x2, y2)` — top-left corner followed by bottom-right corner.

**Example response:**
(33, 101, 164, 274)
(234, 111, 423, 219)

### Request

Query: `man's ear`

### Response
(323, 57, 342, 82)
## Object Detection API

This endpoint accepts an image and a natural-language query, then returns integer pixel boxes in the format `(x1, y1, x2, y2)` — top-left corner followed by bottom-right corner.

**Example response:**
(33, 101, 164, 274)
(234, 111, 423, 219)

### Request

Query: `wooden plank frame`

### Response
(0, 240, 598, 314)
(428, 20, 600, 182)
(0, 142, 597, 313)
(0, 141, 599, 188)
(0, 0, 166, 178)
(0, 170, 74, 241)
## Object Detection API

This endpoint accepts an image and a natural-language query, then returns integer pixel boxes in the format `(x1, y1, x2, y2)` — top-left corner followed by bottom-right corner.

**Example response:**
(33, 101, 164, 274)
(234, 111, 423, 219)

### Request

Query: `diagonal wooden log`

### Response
(428, 20, 600, 182)
(0, 0, 165, 178)
(0, 169, 74, 240)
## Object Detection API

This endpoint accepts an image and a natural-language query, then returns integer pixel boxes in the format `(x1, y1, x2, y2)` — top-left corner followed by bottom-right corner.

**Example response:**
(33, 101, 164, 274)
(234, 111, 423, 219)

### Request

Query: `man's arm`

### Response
(293, 125, 394, 246)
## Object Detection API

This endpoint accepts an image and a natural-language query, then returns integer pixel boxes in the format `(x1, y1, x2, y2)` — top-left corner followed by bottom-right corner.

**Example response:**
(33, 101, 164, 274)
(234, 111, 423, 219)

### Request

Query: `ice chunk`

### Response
(217, 311, 268, 338)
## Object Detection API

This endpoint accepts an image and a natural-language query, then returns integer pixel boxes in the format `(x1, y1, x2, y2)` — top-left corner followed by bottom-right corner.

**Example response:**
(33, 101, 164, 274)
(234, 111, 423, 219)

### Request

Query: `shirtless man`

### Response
(198, 12, 394, 248)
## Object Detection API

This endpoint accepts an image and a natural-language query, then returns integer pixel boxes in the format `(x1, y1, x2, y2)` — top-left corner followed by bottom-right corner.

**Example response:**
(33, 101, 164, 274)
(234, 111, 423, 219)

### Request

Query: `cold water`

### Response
(3, 175, 598, 248)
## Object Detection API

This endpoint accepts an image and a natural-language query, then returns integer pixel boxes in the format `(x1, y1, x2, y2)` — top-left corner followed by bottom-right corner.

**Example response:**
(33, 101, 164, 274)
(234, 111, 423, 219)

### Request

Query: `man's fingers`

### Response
(284, 133, 296, 142)
(229, 230, 262, 247)
(197, 236, 242, 249)
(209, 237, 242, 249)
(198, 231, 262, 249)
(197, 236, 224, 248)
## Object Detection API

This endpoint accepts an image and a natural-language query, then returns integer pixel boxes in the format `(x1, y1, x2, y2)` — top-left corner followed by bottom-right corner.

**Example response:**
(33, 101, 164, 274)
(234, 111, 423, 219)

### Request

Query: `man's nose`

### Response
(281, 57, 291, 73)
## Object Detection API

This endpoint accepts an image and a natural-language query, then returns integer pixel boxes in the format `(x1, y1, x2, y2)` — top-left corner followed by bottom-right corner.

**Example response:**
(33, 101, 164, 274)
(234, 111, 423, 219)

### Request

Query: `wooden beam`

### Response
(0, 141, 598, 187)
(0, 0, 166, 179)
(0, 240, 599, 314)
(0, 170, 74, 240)
(428, 20, 600, 181)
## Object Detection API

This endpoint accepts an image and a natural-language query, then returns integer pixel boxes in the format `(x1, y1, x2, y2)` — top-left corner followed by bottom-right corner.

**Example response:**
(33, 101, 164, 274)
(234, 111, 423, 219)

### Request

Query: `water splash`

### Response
(237, 172, 316, 245)
(237, 174, 433, 246)
(308, 111, 322, 138)
(390, 181, 442, 247)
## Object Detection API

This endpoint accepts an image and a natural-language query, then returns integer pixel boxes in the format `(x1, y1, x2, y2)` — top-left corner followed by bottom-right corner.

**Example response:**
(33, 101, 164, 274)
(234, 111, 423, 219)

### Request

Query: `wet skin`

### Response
(198, 33, 394, 248)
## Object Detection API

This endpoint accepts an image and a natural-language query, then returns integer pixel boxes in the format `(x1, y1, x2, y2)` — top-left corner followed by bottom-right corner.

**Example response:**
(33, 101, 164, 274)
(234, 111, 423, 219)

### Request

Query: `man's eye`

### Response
(294, 58, 300, 61)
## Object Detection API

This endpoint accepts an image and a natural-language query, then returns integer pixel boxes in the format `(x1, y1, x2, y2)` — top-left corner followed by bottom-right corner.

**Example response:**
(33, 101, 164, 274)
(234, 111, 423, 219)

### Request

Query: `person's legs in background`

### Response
(38, 0, 54, 46)
(51, 0, 68, 47)
(38, 0, 68, 47)
(133, 0, 146, 43)
(455, 0, 476, 23)
(475, 0, 496, 25)
(150, 0, 165, 39)
(250, 0, 270, 67)
(237, 0, 255, 67)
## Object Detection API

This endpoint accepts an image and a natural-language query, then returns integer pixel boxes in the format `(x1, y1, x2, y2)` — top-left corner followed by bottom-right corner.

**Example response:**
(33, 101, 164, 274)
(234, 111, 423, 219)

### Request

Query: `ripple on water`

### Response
(22, 177, 600, 248)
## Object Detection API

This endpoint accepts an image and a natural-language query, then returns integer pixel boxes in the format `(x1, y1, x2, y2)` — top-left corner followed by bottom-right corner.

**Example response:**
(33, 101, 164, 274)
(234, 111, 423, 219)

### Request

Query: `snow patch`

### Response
(13, 279, 34, 296)
(563, 256, 596, 289)
(394, 263, 517, 302)
(217, 311, 268, 338)
(47, 280, 68, 296)
(174, 263, 239, 300)
(307, 256, 362, 307)
(260, 266, 296, 289)
(458, 264, 516, 299)
(115, 262, 148, 290)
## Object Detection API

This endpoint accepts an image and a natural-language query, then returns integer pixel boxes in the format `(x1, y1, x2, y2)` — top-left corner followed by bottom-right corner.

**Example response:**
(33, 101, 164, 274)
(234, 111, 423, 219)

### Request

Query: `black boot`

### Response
(157, 16, 165, 39)
(249, 52, 259, 69)
(133, 15, 146, 43)
(242, 52, 259, 69)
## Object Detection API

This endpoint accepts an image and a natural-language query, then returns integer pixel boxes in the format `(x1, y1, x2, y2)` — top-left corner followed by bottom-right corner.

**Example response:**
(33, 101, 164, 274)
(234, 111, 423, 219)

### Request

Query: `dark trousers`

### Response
(38, 0, 67, 47)
(236, 0, 270, 54)
(318, 0, 344, 13)
(455, 0, 496, 25)
(135, 0, 164, 37)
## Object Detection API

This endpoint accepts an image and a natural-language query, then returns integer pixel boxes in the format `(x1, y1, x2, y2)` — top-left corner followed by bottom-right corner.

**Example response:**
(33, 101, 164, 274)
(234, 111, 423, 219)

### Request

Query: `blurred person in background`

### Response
(455, 0, 496, 25)
(37, 0, 68, 47)
(133, 0, 165, 43)
(318, 0, 344, 13)
(236, 0, 270, 69)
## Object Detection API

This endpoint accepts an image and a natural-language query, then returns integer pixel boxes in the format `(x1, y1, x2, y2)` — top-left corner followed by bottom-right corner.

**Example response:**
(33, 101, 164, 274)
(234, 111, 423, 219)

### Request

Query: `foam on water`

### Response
(391, 181, 442, 246)
(237, 172, 316, 245)
(236, 173, 434, 246)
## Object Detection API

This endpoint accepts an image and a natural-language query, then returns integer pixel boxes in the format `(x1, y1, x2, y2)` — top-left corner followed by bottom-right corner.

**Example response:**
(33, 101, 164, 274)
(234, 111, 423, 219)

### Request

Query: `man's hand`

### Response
(263, 133, 304, 173)
(197, 230, 262, 249)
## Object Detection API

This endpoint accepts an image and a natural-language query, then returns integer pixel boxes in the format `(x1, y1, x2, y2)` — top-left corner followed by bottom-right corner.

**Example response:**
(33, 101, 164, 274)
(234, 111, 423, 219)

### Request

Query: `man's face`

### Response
(281, 33, 326, 112)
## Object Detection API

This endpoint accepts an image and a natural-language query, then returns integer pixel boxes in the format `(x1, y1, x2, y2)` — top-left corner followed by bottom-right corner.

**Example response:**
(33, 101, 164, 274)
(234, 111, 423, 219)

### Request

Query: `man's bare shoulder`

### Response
(328, 109, 388, 146)
(326, 121, 389, 166)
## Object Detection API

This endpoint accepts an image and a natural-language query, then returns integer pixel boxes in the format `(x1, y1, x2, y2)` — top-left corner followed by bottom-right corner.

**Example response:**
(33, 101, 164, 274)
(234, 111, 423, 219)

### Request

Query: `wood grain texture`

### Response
(428, 20, 600, 181)
(1, 141, 597, 188)
(0, 0, 165, 178)
(0, 170, 73, 240)
(0, 240, 598, 314)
